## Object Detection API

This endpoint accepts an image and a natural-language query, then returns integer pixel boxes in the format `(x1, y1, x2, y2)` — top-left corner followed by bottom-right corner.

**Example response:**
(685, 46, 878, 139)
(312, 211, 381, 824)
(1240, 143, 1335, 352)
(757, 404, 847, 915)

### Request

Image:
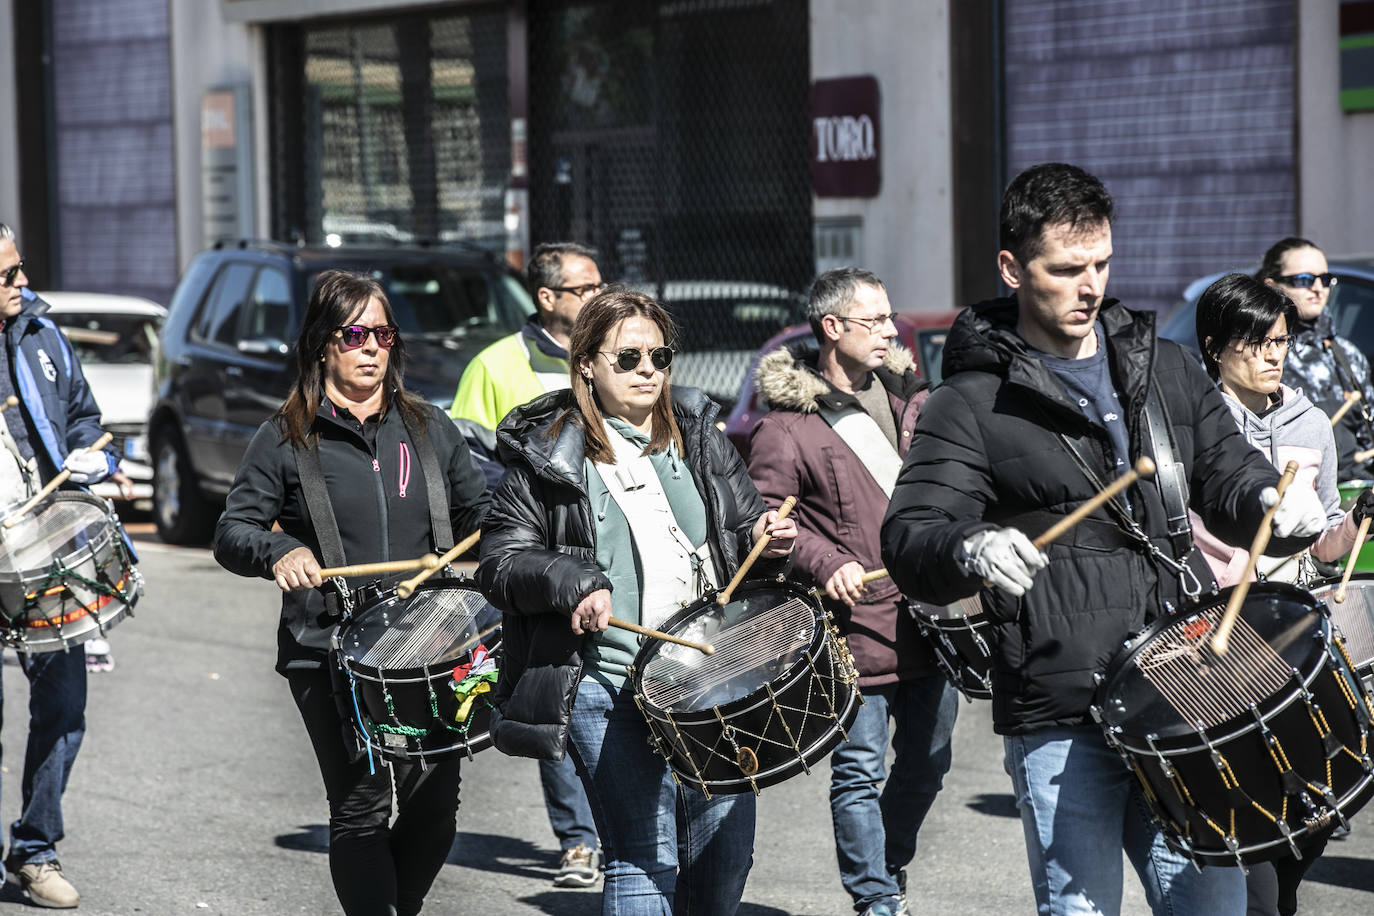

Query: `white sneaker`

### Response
(85, 638, 114, 673)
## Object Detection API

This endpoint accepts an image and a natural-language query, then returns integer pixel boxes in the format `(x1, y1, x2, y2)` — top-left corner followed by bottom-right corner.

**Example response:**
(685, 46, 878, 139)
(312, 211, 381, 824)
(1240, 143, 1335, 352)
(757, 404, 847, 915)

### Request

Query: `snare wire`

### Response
(640, 597, 814, 708)
(1135, 605, 1291, 729)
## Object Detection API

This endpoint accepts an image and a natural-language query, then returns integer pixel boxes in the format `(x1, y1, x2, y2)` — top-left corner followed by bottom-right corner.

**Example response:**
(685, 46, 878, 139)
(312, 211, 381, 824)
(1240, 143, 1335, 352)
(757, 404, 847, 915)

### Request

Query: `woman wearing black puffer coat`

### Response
(476, 288, 795, 916)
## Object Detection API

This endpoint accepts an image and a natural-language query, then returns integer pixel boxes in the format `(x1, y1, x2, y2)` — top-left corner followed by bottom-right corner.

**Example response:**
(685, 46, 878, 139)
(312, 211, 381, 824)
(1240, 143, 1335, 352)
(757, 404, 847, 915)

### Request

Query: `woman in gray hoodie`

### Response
(1194, 271, 1374, 916)
(1192, 272, 1370, 586)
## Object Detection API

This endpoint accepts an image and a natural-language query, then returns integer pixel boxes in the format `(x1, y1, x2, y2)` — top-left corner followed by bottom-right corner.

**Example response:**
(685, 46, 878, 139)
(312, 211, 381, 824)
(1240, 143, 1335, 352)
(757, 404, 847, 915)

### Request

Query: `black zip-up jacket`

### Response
(476, 386, 787, 760)
(213, 398, 488, 673)
(880, 297, 1309, 735)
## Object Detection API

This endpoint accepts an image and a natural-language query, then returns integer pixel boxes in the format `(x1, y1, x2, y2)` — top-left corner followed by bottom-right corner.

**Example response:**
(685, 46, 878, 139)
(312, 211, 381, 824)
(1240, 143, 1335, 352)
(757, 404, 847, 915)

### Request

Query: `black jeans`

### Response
(288, 667, 462, 916)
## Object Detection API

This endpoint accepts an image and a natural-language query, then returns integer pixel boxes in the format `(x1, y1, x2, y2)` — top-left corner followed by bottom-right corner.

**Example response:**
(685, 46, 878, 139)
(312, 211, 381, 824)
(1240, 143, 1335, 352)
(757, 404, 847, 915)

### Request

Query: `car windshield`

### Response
(306, 263, 532, 339)
(53, 313, 160, 365)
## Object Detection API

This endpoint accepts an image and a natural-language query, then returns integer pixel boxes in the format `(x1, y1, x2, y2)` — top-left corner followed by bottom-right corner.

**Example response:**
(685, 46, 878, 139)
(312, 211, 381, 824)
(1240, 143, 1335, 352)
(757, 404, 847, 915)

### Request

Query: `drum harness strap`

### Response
(1048, 381, 1202, 604)
(1324, 335, 1374, 445)
(293, 414, 455, 771)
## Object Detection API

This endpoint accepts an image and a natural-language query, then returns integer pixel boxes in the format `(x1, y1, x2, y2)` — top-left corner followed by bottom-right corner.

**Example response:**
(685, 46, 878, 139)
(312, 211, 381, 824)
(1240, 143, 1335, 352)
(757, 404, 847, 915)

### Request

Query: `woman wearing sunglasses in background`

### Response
(1258, 237, 1374, 480)
(213, 269, 488, 915)
(1192, 272, 1373, 916)
(476, 287, 796, 915)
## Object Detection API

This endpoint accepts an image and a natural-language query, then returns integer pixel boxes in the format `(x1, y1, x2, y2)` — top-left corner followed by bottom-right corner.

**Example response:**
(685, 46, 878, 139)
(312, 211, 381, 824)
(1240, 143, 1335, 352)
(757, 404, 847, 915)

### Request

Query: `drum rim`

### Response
(332, 576, 498, 679)
(1093, 581, 1328, 740)
(629, 577, 826, 714)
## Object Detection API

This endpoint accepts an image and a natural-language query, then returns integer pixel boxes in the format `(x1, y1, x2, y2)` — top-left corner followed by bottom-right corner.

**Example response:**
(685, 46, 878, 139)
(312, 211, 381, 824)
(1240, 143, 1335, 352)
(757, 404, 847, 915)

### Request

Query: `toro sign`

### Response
(811, 75, 881, 198)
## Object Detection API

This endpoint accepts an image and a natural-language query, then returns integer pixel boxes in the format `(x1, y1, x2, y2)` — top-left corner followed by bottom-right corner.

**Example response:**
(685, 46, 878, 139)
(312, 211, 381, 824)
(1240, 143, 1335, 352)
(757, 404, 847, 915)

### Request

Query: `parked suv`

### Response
(150, 239, 532, 544)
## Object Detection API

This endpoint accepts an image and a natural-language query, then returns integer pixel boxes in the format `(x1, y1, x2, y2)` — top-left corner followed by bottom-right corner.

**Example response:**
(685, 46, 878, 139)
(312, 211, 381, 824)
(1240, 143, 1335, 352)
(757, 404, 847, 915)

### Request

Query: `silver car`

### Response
(39, 291, 166, 508)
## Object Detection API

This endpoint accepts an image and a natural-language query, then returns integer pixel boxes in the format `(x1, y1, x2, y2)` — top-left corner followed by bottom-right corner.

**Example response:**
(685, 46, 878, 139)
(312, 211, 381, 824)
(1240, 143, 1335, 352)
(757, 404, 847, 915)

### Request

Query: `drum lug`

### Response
(1145, 734, 1177, 779)
(1089, 704, 1104, 724)
(1222, 835, 1247, 873)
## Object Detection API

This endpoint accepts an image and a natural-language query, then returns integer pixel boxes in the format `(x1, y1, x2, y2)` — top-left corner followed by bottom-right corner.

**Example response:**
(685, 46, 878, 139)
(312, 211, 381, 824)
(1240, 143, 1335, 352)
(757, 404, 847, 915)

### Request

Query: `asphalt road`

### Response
(0, 531, 1368, 914)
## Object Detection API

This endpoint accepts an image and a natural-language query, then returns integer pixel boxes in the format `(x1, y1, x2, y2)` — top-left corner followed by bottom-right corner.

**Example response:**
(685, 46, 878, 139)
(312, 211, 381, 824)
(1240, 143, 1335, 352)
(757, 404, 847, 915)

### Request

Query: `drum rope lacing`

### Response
(339, 586, 496, 760)
(640, 617, 859, 794)
(0, 536, 137, 649)
(1117, 606, 1374, 863)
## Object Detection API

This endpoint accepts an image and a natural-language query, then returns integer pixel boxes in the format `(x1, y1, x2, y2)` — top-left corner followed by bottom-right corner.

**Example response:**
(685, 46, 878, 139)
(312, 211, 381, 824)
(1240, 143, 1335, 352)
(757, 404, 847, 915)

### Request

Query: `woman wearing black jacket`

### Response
(213, 270, 487, 916)
(477, 288, 794, 916)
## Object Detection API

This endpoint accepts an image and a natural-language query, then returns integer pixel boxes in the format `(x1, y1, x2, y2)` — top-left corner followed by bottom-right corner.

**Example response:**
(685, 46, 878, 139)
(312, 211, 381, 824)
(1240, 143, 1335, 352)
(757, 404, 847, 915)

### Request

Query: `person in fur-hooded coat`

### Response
(746, 267, 956, 916)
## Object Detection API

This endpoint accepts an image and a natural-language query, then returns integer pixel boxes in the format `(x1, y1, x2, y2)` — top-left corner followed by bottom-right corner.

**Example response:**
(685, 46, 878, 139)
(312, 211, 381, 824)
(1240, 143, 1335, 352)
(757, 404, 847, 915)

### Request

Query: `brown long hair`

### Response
(558, 287, 683, 464)
(278, 269, 429, 447)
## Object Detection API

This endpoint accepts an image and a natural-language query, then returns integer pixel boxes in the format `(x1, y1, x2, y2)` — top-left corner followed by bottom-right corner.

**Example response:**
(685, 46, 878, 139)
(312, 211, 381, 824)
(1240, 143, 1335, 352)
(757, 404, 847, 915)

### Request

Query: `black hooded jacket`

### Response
(880, 297, 1306, 735)
(476, 385, 786, 760)
(214, 398, 489, 673)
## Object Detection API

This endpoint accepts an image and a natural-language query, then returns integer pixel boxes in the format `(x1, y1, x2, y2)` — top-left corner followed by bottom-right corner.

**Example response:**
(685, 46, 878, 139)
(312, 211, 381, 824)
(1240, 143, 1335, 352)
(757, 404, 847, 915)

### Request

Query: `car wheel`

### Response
(152, 431, 216, 545)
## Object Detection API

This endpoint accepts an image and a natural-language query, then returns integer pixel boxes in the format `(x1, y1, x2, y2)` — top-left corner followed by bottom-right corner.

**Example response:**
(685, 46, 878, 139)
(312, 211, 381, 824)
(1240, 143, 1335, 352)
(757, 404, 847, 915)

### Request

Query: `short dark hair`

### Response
(1256, 236, 1321, 283)
(526, 242, 598, 296)
(806, 267, 885, 339)
(1195, 272, 1298, 379)
(1000, 163, 1115, 264)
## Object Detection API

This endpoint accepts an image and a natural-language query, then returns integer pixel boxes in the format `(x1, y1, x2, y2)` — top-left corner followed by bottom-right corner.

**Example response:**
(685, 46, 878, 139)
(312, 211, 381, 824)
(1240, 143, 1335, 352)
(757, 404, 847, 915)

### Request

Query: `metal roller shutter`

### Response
(1002, 0, 1295, 313)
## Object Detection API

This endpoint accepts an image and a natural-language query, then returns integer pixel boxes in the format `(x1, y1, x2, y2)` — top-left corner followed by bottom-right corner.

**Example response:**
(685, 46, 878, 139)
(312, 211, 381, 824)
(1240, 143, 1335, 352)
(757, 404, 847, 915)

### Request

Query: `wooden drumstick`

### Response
(716, 495, 797, 606)
(810, 567, 891, 604)
(1335, 514, 1374, 604)
(1354, 447, 1374, 465)
(3, 431, 113, 529)
(319, 554, 440, 579)
(978, 458, 1157, 589)
(396, 529, 481, 598)
(1032, 457, 1156, 550)
(1211, 461, 1299, 655)
(608, 617, 715, 655)
(1330, 391, 1362, 428)
(0, 396, 16, 412)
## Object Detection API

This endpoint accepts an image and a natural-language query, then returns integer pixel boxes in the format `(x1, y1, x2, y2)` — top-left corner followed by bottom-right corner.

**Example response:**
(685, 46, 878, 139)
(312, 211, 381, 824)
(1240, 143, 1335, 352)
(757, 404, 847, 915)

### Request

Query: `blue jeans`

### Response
(539, 754, 598, 852)
(567, 679, 755, 916)
(830, 675, 958, 912)
(1003, 724, 1245, 916)
(2, 646, 87, 870)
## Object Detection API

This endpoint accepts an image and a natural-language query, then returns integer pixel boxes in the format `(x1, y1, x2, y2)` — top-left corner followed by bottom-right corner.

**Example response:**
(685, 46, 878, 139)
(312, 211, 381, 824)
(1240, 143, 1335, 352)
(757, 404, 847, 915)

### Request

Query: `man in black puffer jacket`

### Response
(880, 163, 1326, 916)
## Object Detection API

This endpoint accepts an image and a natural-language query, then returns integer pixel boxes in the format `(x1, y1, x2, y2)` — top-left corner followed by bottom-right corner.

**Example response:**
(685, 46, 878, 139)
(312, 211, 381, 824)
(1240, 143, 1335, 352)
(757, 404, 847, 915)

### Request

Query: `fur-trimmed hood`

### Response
(753, 342, 917, 413)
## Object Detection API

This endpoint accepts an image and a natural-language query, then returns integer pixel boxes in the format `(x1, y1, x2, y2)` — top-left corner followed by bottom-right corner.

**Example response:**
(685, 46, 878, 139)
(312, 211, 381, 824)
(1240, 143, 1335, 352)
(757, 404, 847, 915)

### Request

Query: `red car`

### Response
(721, 309, 962, 460)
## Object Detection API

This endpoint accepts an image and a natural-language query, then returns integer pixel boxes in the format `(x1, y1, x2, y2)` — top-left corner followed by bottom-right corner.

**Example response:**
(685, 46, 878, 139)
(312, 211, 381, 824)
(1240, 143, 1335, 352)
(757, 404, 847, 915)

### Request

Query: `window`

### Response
(244, 268, 293, 343)
(191, 263, 257, 348)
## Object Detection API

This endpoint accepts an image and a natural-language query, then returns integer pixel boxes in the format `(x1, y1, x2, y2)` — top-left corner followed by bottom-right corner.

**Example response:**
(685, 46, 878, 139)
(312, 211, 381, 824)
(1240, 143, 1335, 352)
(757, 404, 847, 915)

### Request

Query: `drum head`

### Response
(338, 580, 500, 674)
(1311, 574, 1374, 675)
(635, 581, 820, 713)
(0, 492, 111, 576)
(1096, 582, 1325, 741)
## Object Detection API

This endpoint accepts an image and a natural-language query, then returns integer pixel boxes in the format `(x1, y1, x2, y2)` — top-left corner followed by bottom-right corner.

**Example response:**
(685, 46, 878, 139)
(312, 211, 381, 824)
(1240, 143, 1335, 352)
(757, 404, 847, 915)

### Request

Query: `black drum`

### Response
(1092, 582, 1374, 867)
(332, 579, 501, 763)
(1311, 574, 1374, 692)
(630, 578, 861, 796)
(908, 595, 991, 701)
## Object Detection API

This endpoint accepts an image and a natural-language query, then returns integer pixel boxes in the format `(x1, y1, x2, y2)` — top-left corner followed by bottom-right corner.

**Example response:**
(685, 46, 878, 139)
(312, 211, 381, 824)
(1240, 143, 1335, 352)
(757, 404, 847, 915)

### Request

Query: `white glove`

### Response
(960, 528, 1048, 597)
(63, 448, 109, 485)
(1261, 485, 1327, 538)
